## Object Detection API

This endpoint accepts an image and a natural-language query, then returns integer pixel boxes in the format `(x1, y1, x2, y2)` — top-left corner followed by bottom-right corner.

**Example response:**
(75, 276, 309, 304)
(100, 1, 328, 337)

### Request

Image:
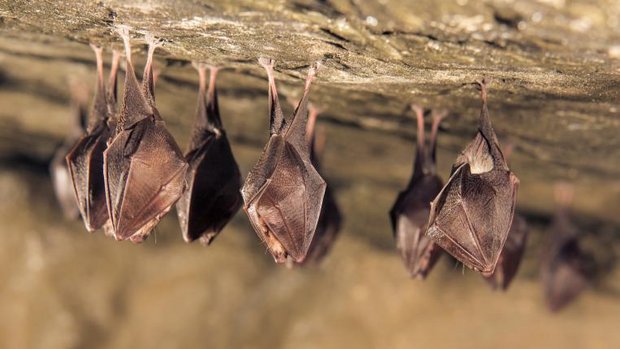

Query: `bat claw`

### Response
(145, 33, 164, 49)
(258, 57, 275, 69)
(308, 60, 322, 77)
(410, 104, 424, 117)
(431, 109, 449, 123)
(116, 25, 133, 63)
(192, 61, 207, 71)
(475, 78, 491, 101)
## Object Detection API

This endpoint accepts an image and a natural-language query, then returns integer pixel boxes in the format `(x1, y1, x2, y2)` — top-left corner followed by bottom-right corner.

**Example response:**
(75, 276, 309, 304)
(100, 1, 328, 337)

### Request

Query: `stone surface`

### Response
(0, 1, 619, 348)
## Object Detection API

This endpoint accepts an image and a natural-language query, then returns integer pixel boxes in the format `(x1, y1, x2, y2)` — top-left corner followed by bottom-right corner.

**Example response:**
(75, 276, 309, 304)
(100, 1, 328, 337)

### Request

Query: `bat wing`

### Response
(105, 119, 187, 241)
(252, 142, 326, 262)
(301, 184, 342, 265)
(427, 163, 518, 275)
(485, 214, 528, 290)
(177, 132, 242, 243)
(66, 125, 110, 231)
(241, 135, 284, 203)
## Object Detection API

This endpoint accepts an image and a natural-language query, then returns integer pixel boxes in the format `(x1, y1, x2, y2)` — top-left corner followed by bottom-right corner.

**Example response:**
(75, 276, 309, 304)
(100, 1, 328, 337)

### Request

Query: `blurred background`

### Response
(0, 0, 619, 348)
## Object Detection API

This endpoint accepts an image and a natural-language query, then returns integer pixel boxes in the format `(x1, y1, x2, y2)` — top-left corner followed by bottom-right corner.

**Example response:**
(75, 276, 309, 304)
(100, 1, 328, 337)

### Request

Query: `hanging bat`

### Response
(241, 58, 326, 264)
(541, 183, 589, 312)
(50, 81, 89, 220)
(103, 27, 188, 243)
(389, 106, 446, 279)
(426, 79, 519, 276)
(175, 63, 242, 245)
(66, 45, 120, 232)
(484, 142, 528, 290)
(295, 104, 342, 266)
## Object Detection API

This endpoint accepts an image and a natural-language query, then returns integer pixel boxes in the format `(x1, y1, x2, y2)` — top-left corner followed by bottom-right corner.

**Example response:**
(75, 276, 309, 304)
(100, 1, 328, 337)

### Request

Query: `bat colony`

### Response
(49, 27, 590, 311)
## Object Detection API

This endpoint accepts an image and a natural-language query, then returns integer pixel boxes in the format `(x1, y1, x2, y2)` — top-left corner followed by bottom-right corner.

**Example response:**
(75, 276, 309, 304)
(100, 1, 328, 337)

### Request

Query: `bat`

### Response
(175, 63, 242, 245)
(294, 104, 342, 266)
(426, 79, 520, 276)
(484, 142, 528, 290)
(66, 45, 120, 232)
(541, 183, 589, 312)
(103, 27, 188, 243)
(389, 106, 446, 279)
(50, 81, 89, 220)
(241, 58, 326, 264)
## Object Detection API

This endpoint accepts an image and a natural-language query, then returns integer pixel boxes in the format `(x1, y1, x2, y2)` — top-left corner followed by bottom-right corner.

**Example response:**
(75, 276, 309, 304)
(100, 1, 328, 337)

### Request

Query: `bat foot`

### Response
(475, 78, 491, 101)
(410, 104, 424, 117)
(145, 33, 164, 51)
(89, 43, 103, 55)
(258, 57, 275, 69)
(115, 25, 133, 63)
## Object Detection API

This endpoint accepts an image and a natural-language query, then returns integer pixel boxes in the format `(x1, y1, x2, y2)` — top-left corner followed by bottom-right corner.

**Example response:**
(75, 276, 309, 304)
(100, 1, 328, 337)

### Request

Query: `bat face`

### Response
(103, 27, 188, 243)
(66, 46, 120, 232)
(484, 213, 528, 290)
(427, 81, 519, 276)
(176, 65, 242, 244)
(241, 58, 326, 264)
(390, 107, 446, 279)
(541, 185, 589, 312)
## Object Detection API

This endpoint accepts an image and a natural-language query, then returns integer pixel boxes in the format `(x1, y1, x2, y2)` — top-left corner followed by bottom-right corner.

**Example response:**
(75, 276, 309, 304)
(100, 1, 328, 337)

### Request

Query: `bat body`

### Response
(103, 27, 188, 243)
(484, 213, 528, 290)
(427, 80, 519, 276)
(176, 64, 242, 244)
(541, 185, 589, 312)
(389, 107, 446, 279)
(296, 105, 342, 266)
(242, 58, 326, 264)
(50, 91, 88, 220)
(66, 46, 120, 232)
